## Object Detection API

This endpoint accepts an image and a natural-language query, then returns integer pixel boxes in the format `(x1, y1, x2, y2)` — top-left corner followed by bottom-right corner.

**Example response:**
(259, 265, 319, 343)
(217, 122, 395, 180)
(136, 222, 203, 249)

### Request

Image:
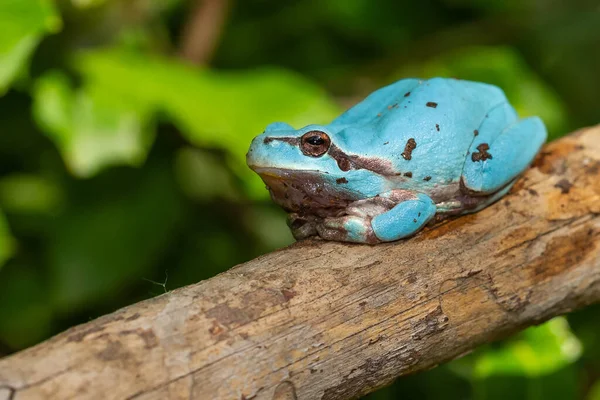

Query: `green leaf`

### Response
(0, 174, 64, 215)
(33, 71, 156, 178)
(73, 49, 340, 196)
(0, 208, 15, 269)
(70, 0, 109, 9)
(174, 147, 240, 202)
(451, 317, 582, 380)
(470, 367, 578, 400)
(0, 0, 61, 95)
(393, 46, 568, 139)
(70, 0, 182, 11)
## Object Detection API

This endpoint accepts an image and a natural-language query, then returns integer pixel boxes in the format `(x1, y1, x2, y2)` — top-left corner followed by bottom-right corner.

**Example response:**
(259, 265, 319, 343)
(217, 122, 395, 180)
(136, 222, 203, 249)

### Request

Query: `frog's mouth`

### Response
(251, 167, 360, 217)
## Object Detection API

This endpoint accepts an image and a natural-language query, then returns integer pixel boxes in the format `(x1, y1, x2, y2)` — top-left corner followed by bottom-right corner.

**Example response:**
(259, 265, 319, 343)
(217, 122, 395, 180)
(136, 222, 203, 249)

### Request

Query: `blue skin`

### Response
(247, 77, 547, 244)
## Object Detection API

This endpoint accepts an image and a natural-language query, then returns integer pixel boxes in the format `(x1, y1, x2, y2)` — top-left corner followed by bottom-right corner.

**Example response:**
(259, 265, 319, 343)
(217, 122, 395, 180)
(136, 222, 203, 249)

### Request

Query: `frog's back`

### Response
(329, 78, 512, 192)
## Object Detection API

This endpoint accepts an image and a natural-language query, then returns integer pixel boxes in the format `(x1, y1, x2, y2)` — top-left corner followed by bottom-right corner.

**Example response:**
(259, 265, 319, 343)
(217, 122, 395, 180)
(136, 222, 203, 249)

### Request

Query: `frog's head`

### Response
(247, 122, 339, 172)
(246, 122, 394, 215)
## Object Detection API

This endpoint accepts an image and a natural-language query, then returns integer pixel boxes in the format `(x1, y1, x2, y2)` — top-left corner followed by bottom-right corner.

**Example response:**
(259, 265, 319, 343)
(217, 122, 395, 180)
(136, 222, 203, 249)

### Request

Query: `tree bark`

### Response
(1, 126, 600, 400)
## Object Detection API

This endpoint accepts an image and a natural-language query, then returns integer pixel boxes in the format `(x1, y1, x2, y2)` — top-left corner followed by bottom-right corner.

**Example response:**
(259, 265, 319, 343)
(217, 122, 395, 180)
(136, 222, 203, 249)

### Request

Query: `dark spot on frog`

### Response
(413, 218, 417, 223)
(418, 212, 421, 217)
(423, 176, 432, 181)
(528, 188, 538, 196)
(387, 103, 399, 110)
(402, 138, 417, 160)
(554, 179, 573, 194)
(383, 141, 389, 145)
(336, 177, 348, 184)
(404, 91, 411, 97)
(337, 157, 352, 171)
(435, 124, 440, 132)
(474, 129, 479, 136)
(404, 172, 413, 178)
(471, 143, 492, 162)
(426, 102, 438, 108)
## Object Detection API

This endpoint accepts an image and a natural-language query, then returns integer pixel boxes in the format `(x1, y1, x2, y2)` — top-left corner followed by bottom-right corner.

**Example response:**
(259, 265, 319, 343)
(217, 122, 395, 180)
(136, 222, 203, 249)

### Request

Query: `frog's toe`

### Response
(462, 116, 547, 194)
(317, 216, 380, 244)
(288, 214, 318, 240)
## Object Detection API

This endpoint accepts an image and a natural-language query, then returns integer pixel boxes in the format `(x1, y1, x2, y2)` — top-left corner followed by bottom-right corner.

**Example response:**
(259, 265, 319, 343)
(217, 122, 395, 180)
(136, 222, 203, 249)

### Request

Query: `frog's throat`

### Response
(253, 168, 360, 217)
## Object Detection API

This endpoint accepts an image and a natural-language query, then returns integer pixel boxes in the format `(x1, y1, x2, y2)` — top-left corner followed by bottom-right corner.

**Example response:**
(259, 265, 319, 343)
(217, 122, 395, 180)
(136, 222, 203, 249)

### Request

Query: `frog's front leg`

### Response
(316, 191, 436, 244)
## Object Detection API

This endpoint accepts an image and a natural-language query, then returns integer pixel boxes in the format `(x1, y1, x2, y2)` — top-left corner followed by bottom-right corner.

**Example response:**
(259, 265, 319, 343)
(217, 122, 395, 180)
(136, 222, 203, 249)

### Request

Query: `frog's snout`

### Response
(246, 131, 300, 171)
(246, 134, 268, 170)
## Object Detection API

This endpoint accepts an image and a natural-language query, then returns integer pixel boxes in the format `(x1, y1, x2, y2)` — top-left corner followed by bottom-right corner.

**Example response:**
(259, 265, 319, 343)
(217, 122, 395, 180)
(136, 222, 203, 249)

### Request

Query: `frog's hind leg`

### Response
(462, 178, 516, 213)
(461, 103, 547, 195)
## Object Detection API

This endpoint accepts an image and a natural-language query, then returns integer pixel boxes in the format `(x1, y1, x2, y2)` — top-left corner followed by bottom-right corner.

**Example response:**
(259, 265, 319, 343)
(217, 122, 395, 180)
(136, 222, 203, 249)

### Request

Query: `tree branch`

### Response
(179, 0, 230, 65)
(1, 126, 600, 400)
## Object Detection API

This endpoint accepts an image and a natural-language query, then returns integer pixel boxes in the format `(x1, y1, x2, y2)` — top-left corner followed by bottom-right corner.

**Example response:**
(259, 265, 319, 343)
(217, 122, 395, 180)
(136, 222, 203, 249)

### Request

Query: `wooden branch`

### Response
(1, 126, 600, 400)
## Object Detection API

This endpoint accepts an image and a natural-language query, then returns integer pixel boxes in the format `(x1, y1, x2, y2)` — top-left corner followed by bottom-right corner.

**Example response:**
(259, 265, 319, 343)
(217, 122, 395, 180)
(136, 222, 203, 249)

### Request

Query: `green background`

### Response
(0, 1, 599, 399)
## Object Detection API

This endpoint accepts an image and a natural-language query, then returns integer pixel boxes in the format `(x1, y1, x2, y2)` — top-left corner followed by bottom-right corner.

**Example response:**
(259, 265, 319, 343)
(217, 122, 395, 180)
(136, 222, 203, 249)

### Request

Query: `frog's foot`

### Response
(462, 114, 547, 194)
(370, 193, 436, 242)
(317, 215, 379, 244)
(287, 213, 318, 240)
(316, 192, 437, 244)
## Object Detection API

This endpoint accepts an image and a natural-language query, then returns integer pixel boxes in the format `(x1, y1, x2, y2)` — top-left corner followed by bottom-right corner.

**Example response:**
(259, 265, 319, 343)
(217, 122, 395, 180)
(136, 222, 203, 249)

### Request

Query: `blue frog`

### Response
(246, 77, 547, 244)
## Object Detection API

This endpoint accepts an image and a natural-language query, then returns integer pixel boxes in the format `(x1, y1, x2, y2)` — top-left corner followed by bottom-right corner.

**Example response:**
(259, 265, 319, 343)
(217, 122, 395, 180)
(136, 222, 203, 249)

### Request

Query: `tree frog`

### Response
(246, 77, 547, 244)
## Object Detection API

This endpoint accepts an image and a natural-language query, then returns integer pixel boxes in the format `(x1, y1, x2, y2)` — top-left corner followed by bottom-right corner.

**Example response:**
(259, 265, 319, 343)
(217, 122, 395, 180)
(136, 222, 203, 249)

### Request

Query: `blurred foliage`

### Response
(450, 317, 582, 380)
(0, 210, 14, 269)
(0, 0, 61, 95)
(0, 0, 599, 398)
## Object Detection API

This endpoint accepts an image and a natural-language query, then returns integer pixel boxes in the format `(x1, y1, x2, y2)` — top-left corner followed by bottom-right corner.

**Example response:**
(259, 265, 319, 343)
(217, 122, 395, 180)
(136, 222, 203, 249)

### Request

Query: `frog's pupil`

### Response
(307, 136, 324, 145)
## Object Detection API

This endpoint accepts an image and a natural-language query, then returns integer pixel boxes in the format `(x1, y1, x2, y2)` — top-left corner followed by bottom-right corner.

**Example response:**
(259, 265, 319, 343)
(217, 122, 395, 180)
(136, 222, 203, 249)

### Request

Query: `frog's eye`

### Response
(300, 131, 331, 157)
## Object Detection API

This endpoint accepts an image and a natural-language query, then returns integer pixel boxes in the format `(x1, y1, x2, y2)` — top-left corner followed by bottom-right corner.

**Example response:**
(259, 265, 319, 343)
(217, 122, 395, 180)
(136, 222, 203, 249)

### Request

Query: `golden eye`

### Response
(300, 131, 331, 157)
